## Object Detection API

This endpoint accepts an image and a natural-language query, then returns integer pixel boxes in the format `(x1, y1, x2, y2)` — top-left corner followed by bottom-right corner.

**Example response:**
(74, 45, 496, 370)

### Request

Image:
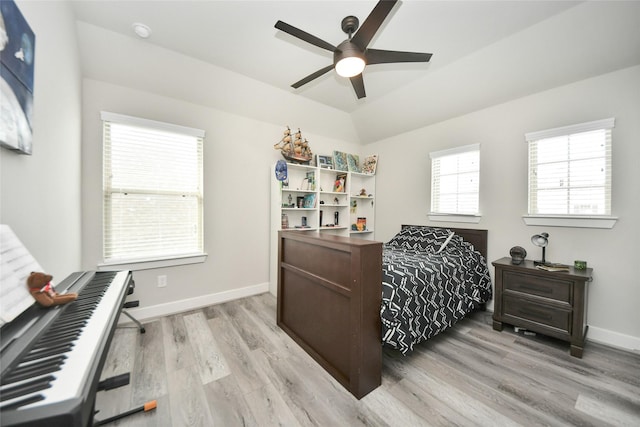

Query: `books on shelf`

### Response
(536, 263, 570, 272)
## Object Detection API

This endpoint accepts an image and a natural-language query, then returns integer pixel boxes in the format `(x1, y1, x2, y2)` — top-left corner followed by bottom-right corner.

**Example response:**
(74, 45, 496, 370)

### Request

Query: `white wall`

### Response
(4, 1, 637, 351)
(369, 65, 640, 350)
(0, 1, 82, 279)
(81, 79, 362, 315)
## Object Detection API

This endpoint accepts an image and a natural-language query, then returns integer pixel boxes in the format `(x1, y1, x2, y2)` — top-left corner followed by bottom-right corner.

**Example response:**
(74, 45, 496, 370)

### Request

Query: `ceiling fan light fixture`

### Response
(334, 41, 366, 78)
(335, 56, 365, 78)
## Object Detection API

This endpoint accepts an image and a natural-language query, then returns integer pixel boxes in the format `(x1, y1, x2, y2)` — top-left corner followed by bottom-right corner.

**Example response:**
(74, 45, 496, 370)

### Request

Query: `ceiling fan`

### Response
(275, 0, 432, 99)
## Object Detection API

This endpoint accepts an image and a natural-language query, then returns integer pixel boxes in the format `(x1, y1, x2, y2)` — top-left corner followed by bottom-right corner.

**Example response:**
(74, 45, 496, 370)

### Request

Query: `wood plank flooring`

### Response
(94, 293, 640, 426)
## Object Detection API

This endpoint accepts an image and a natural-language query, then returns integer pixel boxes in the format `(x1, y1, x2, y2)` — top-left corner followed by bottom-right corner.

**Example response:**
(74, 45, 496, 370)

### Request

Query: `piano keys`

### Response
(0, 270, 132, 427)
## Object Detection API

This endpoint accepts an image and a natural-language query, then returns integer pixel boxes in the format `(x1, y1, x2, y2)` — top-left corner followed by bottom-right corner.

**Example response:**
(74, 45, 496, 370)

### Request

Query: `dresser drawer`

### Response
(503, 271, 571, 303)
(503, 295, 570, 333)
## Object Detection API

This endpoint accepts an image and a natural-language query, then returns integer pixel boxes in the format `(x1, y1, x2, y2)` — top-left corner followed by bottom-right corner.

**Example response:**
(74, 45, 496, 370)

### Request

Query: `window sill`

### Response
(98, 253, 208, 271)
(427, 213, 482, 224)
(522, 215, 617, 229)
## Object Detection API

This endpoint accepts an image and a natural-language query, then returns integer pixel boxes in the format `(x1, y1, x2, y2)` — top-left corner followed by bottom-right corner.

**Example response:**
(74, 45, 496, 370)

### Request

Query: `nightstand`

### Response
(492, 257, 593, 358)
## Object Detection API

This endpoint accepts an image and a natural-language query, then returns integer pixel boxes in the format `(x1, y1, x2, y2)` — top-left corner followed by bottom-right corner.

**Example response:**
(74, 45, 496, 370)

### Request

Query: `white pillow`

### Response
(437, 232, 455, 254)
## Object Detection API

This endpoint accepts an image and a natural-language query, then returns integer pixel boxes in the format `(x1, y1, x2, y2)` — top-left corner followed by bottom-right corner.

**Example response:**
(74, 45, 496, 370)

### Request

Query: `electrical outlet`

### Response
(157, 275, 167, 288)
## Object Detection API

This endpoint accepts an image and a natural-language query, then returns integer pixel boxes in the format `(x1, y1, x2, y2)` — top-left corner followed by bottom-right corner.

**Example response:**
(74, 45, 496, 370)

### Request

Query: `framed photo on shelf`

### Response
(362, 154, 378, 175)
(306, 171, 315, 190)
(303, 193, 316, 208)
(333, 172, 347, 193)
(296, 196, 304, 208)
(316, 155, 333, 169)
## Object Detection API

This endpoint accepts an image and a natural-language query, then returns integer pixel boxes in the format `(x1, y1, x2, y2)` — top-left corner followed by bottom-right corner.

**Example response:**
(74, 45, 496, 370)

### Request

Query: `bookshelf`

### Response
(269, 161, 376, 293)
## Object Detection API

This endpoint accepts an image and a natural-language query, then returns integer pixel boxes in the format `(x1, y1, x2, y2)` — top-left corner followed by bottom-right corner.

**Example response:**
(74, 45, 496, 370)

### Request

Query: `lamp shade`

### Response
(334, 41, 366, 78)
(531, 232, 549, 247)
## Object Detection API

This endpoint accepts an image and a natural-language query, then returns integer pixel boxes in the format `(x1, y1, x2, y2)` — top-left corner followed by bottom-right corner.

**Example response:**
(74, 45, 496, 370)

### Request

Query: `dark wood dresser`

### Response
(492, 257, 593, 358)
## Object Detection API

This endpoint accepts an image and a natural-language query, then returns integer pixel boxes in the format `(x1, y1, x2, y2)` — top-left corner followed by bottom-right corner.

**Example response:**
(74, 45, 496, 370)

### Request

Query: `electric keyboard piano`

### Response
(0, 270, 133, 427)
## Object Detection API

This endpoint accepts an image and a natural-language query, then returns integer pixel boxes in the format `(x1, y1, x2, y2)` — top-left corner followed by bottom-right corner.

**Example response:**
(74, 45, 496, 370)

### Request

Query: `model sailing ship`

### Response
(273, 126, 313, 164)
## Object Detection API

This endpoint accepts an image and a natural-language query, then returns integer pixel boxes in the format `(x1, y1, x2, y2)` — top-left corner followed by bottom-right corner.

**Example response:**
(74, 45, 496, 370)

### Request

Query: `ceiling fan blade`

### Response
(366, 48, 432, 65)
(291, 64, 335, 88)
(350, 74, 366, 99)
(275, 20, 336, 52)
(351, 0, 398, 51)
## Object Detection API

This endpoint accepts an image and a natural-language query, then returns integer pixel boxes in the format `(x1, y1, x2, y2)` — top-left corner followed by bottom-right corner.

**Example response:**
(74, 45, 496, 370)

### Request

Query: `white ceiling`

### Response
(70, 0, 640, 143)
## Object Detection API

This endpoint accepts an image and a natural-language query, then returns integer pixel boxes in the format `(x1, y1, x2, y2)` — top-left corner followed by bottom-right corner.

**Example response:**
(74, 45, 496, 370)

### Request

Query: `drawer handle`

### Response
(519, 284, 552, 294)
(518, 307, 552, 321)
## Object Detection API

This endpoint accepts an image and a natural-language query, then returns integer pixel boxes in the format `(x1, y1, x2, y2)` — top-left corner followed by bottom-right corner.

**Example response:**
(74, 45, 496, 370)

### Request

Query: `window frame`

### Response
(428, 143, 481, 224)
(523, 117, 617, 229)
(99, 112, 207, 271)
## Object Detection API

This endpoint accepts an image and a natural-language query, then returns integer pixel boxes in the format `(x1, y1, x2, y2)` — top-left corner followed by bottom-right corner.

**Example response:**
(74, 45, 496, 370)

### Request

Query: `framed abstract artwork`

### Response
(332, 150, 348, 171)
(0, 0, 35, 155)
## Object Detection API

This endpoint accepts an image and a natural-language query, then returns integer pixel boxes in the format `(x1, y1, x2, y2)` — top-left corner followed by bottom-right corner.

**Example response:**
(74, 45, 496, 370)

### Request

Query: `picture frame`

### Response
(347, 153, 361, 173)
(333, 172, 347, 193)
(332, 150, 348, 171)
(305, 171, 315, 190)
(0, 0, 36, 155)
(303, 193, 316, 208)
(316, 154, 333, 169)
(362, 154, 378, 175)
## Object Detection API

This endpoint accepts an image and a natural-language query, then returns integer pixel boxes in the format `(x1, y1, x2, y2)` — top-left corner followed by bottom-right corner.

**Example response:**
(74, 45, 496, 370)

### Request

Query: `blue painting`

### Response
(0, 0, 35, 155)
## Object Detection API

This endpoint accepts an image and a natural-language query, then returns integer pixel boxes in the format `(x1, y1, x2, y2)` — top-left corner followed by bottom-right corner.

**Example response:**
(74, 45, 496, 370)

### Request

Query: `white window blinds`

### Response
(102, 112, 204, 263)
(526, 118, 613, 216)
(430, 144, 480, 215)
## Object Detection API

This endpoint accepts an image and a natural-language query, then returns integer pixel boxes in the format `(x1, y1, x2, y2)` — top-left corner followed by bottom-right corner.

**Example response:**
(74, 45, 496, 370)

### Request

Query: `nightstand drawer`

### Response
(503, 271, 571, 303)
(504, 295, 570, 332)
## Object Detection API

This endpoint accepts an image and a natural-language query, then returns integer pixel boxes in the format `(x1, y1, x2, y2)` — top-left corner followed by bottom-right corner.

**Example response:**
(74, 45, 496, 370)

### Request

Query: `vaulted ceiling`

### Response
(71, 1, 640, 144)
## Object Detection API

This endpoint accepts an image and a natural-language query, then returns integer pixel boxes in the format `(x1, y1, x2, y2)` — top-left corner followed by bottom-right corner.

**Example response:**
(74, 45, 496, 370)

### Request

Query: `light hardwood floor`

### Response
(94, 293, 640, 426)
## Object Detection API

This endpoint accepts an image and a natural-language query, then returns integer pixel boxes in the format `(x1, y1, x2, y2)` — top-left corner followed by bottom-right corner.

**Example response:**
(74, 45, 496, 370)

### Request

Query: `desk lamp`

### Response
(531, 232, 549, 266)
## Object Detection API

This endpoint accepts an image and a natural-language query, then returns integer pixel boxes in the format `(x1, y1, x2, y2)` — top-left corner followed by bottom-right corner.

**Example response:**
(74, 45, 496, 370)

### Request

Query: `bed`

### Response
(380, 225, 492, 355)
(276, 225, 491, 399)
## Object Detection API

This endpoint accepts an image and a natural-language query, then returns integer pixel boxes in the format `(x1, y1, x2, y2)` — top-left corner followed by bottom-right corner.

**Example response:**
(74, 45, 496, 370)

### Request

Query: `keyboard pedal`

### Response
(123, 301, 139, 309)
(98, 373, 130, 391)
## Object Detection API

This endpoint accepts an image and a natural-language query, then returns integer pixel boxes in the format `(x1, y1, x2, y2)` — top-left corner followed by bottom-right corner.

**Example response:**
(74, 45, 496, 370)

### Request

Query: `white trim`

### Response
(428, 213, 482, 224)
(429, 143, 480, 159)
(587, 326, 640, 352)
(100, 111, 205, 138)
(524, 117, 614, 142)
(118, 282, 270, 324)
(98, 253, 208, 271)
(522, 215, 617, 229)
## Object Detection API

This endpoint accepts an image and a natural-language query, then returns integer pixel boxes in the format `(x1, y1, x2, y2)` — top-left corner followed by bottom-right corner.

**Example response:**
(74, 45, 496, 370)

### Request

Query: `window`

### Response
(429, 144, 480, 221)
(525, 118, 614, 226)
(101, 112, 205, 267)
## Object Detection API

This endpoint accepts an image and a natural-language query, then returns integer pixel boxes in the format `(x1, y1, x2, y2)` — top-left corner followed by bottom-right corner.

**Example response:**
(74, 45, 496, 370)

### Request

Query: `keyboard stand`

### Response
(121, 301, 145, 333)
(93, 289, 154, 425)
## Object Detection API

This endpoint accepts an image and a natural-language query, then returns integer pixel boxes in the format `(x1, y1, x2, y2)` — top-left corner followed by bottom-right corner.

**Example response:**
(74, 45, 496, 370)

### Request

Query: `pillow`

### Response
(386, 226, 452, 253)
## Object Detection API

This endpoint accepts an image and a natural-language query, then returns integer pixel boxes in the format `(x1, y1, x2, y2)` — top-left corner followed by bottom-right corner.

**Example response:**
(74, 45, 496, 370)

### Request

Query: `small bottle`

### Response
(281, 213, 289, 229)
(334, 211, 339, 225)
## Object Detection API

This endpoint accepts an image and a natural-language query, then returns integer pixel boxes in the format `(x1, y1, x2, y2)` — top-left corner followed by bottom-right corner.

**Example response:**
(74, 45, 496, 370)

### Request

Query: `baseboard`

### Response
(119, 282, 270, 324)
(587, 326, 640, 352)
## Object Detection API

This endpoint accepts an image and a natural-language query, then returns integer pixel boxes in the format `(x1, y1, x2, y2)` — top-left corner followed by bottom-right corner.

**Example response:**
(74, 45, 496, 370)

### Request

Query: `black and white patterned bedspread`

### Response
(380, 227, 492, 354)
